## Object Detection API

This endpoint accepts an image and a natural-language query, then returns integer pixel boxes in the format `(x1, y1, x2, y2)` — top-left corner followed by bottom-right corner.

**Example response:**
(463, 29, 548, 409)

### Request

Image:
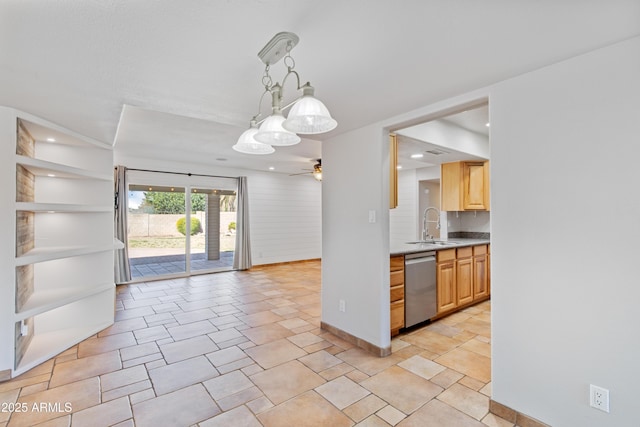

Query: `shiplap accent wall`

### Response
(389, 168, 417, 246)
(249, 172, 321, 265)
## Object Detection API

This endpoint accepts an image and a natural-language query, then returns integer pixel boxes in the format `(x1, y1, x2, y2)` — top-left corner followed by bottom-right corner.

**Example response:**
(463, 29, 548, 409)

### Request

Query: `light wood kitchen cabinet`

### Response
(473, 245, 489, 300)
(441, 161, 490, 211)
(436, 249, 457, 314)
(390, 255, 404, 336)
(487, 244, 491, 294)
(436, 244, 491, 318)
(456, 247, 474, 306)
(389, 134, 398, 209)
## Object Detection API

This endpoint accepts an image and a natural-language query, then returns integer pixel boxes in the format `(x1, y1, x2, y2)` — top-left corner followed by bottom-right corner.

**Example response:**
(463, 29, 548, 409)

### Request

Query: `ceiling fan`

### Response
(289, 159, 322, 181)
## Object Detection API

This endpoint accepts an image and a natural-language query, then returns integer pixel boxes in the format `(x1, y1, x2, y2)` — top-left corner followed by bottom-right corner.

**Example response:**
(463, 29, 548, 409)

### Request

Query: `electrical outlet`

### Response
(590, 384, 610, 413)
(339, 299, 346, 312)
(20, 320, 29, 337)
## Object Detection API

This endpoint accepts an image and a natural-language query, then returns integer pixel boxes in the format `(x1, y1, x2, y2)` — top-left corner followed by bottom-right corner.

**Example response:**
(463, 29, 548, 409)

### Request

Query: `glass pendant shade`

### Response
(254, 112, 301, 146)
(232, 127, 275, 154)
(283, 85, 337, 134)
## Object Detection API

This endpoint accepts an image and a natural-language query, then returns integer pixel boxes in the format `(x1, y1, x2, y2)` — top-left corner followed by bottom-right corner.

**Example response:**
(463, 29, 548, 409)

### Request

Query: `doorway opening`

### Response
(390, 101, 490, 244)
(126, 177, 238, 281)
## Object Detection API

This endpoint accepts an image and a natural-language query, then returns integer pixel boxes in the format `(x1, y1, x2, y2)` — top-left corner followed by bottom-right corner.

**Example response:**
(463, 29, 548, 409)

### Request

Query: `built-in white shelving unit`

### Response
(0, 107, 116, 379)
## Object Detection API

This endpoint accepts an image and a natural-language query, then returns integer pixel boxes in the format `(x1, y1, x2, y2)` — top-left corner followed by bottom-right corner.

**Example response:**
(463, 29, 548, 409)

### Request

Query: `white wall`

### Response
(114, 153, 321, 266)
(322, 91, 489, 350)
(249, 172, 322, 264)
(491, 36, 640, 426)
(390, 168, 418, 246)
(416, 165, 440, 181)
(322, 35, 640, 426)
(418, 181, 441, 240)
(322, 124, 390, 349)
(0, 110, 16, 373)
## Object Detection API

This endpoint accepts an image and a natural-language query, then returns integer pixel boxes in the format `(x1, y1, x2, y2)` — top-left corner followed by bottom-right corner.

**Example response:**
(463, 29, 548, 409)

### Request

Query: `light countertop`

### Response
(390, 238, 490, 256)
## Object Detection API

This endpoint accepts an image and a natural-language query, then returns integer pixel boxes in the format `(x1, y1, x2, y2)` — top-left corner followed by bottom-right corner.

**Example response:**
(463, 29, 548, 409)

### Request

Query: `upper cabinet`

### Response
(441, 161, 490, 211)
(389, 134, 398, 209)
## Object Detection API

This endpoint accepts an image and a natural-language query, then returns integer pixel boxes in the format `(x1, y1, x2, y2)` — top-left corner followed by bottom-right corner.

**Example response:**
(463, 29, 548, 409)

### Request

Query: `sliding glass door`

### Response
(189, 187, 237, 274)
(125, 172, 238, 282)
(127, 185, 188, 280)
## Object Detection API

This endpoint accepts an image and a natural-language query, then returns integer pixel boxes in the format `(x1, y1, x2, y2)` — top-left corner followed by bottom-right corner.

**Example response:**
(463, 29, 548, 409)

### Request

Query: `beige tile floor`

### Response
(0, 260, 515, 427)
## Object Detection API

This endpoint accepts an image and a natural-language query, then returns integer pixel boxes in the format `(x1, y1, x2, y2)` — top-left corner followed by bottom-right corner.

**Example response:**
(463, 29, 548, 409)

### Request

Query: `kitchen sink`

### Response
(406, 240, 457, 246)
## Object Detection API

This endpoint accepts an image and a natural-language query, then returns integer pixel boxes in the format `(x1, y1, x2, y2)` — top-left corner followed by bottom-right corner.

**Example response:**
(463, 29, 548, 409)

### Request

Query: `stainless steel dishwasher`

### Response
(404, 251, 437, 328)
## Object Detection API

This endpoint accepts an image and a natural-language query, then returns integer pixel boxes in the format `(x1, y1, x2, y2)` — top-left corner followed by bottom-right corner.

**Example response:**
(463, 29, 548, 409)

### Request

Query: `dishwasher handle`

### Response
(404, 255, 436, 265)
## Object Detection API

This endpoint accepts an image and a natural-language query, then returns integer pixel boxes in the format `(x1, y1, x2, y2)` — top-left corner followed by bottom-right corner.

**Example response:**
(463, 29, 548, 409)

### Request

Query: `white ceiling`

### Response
(396, 105, 489, 170)
(1, 1, 639, 175)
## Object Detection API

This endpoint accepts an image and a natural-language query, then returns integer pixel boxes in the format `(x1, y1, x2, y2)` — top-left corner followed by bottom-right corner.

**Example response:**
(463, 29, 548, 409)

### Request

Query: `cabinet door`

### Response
(463, 162, 487, 210)
(437, 261, 456, 313)
(389, 134, 398, 209)
(487, 252, 491, 294)
(456, 257, 474, 306)
(390, 255, 404, 336)
(473, 254, 488, 300)
(390, 300, 404, 335)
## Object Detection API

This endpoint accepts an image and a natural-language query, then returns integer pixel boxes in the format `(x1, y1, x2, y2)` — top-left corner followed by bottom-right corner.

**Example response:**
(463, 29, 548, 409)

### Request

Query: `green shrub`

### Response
(176, 217, 202, 236)
(228, 221, 236, 232)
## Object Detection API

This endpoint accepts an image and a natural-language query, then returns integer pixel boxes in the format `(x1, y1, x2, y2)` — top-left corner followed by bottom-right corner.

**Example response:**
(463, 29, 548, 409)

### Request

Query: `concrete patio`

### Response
(129, 251, 235, 280)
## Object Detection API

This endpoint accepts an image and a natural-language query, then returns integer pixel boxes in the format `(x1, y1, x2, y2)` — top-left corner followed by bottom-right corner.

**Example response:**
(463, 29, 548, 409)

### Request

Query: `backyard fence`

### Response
(128, 212, 236, 237)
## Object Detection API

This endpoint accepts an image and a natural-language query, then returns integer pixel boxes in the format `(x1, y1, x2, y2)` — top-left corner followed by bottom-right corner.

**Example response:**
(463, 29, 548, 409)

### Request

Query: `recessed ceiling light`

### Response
(268, 166, 275, 170)
(46, 137, 56, 142)
(397, 165, 403, 169)
(485, 122, 490, 127)
(47, 174, 56, 177)
(410, 153, 424, 159)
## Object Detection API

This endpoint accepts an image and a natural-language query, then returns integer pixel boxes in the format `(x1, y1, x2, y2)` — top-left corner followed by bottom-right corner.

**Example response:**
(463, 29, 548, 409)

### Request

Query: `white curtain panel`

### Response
(233, 176, 252, 270)
(114, 166, 132, 283)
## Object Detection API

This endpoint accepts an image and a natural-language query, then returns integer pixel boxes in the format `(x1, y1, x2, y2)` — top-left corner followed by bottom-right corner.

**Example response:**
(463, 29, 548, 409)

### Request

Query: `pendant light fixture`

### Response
(233, 32, 337, 154)
(231, 121, 275, 154)
(253, 84, 300, 146)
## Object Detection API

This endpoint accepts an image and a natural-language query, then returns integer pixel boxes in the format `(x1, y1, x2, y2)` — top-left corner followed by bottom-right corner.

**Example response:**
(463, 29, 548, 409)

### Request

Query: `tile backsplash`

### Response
(445, 210, 490, 234)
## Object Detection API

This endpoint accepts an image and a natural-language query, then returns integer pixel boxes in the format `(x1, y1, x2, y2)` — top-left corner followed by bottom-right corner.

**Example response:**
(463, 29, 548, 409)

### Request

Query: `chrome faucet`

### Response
(422, 207, 441, 241)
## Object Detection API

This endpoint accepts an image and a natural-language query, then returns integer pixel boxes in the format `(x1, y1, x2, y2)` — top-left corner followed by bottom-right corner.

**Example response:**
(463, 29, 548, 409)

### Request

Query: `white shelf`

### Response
(12, 109, 111, 150)
(14, 320, 114, 376)
(16, 155, 111, 181)
(16, 202, 112, 213)
(3, 108, 115, 380)
(16, 243, 117, 266)
(15, 282, 115, 321)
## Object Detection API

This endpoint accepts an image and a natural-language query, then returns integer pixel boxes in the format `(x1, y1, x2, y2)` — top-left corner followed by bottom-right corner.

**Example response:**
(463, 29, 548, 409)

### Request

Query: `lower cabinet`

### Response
(392, 244, 490, 333)
(456, 247, 474, 306)
(436, 249, 457, 313)
(473, 245, 489, 300)
(390, 255, 405, 336)
(436, 244, 490, 316)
